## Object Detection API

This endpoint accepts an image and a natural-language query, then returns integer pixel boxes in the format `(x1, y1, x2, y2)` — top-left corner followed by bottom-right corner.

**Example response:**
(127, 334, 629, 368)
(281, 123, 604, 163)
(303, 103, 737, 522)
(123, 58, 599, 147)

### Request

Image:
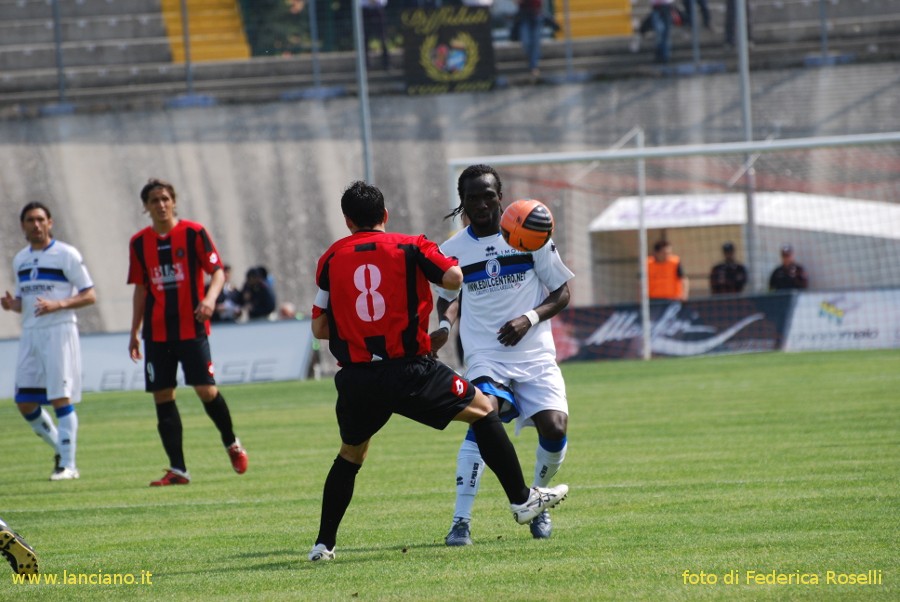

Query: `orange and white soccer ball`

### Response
(500, 199, 554, 252)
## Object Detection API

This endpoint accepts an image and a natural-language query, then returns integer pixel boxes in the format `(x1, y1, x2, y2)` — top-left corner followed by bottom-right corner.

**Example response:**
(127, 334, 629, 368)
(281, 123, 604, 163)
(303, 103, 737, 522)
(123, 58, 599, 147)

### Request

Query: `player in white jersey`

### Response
(431, 165, 574, 545)
(1, 202, 96, 481)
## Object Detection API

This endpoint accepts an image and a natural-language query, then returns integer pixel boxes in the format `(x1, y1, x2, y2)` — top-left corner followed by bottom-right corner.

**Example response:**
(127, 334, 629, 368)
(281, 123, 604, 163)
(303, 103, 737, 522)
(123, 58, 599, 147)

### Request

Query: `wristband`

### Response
(439, 319, 452, 332)
(524, 310, 540, 326)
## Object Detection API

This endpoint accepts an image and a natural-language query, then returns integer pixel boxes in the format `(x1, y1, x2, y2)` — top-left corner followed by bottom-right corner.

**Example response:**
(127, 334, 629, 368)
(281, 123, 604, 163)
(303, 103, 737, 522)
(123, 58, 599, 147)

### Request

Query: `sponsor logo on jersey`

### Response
(150, 264, 186, 291)
(486, 258, 501, 278)
(465, 271, 526, 294)
(20, 284, 56, 295)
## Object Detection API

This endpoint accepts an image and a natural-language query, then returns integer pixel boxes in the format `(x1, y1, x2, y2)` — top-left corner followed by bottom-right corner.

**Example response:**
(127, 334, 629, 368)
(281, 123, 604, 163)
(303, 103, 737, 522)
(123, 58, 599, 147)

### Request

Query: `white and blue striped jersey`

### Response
(13, 240, 94, 330)
(437, 227, 574, 364)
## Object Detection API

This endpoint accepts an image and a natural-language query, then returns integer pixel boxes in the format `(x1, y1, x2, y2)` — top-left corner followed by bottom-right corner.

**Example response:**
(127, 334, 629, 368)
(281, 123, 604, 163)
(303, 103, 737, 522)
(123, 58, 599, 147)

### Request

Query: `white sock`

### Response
(533, 441, 567, 488)
(56, 407, 78, 470)
(26, 407, 59, 451)
(452, 437, 485, 521)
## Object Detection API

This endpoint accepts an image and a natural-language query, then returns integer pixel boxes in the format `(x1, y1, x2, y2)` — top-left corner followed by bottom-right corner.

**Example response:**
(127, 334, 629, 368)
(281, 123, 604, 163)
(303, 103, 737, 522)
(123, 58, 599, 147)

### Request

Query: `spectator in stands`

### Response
(724, 0, 752, 48)
(242, 266, 276, 320)
(362, 0, 391, 71)
(211, 264, 243, 323)
(709, 242, 747, 294)
(648, 239, 689, 300)
(769, 245, 808, 291)
(683, 0, 712, 31)
(278, 302, 300, 320)
(649, 0, 677, 64)
(515, 0, 546, 79)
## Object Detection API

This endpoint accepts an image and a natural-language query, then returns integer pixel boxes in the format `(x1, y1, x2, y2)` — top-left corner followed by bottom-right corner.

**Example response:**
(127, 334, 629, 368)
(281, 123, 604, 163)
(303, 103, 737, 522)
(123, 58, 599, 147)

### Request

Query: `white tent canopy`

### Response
(589, 192, 900, 239)
(588, 193, 900, 303)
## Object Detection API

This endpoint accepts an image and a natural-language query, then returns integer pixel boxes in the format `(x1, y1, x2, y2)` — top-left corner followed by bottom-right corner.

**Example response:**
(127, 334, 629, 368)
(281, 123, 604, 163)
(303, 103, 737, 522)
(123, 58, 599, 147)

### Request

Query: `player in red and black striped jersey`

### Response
(306, 181, 568, 561)
(127, 178, 248, 487)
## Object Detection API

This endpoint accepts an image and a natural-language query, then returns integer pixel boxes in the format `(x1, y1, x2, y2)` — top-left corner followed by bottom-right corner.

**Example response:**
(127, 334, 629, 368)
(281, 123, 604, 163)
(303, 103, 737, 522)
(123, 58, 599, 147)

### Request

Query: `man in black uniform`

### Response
(769, 245, 808, 291)
(709, 242, 748, 294)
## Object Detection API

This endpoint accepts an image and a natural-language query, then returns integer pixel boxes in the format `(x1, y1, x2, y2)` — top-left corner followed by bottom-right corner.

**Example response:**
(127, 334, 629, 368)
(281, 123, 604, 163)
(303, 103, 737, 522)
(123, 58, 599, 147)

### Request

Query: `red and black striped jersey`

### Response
(314, 230, 457, 365)
(128, 220, 223, 342)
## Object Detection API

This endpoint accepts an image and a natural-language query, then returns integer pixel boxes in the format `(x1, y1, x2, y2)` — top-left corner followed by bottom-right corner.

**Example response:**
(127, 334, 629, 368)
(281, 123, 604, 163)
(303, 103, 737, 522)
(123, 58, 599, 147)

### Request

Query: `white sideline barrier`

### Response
(784, 289, 900, 352)
(0, 319, 314, 400)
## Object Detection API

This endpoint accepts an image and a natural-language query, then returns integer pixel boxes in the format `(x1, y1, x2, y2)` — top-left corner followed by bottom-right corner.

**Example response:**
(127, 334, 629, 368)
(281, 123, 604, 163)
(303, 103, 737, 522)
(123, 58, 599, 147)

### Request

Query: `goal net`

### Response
(447, 132, 900, 359)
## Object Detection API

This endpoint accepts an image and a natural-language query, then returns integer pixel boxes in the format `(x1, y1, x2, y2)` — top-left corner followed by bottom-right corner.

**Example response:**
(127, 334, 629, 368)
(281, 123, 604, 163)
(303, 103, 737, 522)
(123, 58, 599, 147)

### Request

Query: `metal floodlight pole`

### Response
(353, 0, 374, 183)
(562, 0, 574, 79)
(50, 0, 67, 102)
(690, 0, 701, 66)
(818, 0, 830, 60)
(636, 129, 651, 361)
(308, 0, 323, 88)
(180, 0, 195, 94)
(735, 0, 758, 291)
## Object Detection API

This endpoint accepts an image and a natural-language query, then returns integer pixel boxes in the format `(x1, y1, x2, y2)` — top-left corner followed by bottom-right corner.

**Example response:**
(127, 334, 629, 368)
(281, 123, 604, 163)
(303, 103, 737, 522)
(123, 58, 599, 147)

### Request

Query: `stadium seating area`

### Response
(0, 0, 899, 111)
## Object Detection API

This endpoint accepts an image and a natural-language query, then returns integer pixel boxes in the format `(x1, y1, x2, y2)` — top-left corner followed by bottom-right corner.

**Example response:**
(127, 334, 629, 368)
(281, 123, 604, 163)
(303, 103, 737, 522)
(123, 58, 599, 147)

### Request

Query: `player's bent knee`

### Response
(534, 410, 568, 438)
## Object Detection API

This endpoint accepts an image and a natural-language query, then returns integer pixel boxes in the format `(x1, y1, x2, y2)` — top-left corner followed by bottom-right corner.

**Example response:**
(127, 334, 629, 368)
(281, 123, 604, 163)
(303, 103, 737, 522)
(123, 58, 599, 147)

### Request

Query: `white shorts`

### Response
(15, 323, 82, 404)
(465, 355, 568, 435)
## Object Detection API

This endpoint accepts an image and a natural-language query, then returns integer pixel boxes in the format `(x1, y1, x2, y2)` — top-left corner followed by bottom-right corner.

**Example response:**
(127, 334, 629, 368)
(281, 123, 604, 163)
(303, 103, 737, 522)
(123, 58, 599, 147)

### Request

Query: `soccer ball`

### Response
(500, 199, 554, 252)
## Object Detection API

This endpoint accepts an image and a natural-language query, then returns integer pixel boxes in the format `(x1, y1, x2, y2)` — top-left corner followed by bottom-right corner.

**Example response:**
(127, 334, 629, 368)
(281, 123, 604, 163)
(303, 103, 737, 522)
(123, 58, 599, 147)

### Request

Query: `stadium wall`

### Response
(1, 62, 899, 340)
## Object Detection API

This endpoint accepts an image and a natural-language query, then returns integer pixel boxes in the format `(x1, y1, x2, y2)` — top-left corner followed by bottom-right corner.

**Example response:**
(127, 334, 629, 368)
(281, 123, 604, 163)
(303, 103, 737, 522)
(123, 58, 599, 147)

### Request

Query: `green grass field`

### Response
(1, 350, 897, 601)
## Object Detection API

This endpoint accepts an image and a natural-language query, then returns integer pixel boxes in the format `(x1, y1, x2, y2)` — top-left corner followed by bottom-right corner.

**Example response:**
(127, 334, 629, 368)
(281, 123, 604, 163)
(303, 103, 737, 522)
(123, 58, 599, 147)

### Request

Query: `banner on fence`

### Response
(783, 289, 900, 351)
(554, 295, 794, 361)
(0, 319, 314, 399)
(400, 6, 495, 95)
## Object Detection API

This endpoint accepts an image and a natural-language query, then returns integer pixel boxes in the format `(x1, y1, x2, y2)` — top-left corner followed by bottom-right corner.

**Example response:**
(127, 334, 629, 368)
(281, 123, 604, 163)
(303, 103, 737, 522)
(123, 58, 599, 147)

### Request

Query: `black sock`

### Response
(316, 455, 362, 550)
(155, 401, 186, 472)
(470, 412, 530, 505)
(202, 392, 236, 447)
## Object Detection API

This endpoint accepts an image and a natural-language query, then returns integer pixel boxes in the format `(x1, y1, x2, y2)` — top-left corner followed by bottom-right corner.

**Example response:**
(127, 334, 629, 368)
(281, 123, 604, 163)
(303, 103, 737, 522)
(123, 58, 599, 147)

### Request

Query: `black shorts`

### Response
(144, 337, 216, 392)
(334, 356, 476, 446)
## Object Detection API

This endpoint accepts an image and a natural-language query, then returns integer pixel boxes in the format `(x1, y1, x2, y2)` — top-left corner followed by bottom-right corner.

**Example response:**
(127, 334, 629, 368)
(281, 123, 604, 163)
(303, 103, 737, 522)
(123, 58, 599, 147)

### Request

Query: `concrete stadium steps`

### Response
(0, 38, 172, 71)
(0, 0, 161, 19)
(160, 0, 250, 62)
(0, 0, 171, 71)
(551, 0, 632, 39)
(4, 27, 899, 110)
(1, 0, 899, 111)
(751, 0, 900, 23)
(0, 14, 166, 45)
(755, 13, 900, 44)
